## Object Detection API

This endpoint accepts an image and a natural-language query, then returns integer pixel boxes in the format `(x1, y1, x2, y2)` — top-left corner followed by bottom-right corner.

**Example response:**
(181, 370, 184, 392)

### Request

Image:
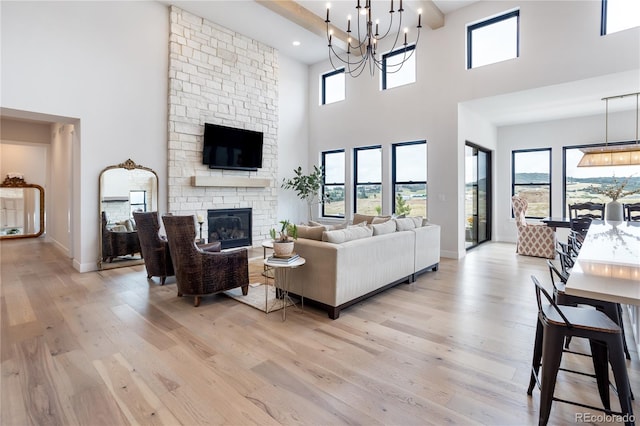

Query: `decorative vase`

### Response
(605, 200, 624, 222)
(272, 241, 294, 257)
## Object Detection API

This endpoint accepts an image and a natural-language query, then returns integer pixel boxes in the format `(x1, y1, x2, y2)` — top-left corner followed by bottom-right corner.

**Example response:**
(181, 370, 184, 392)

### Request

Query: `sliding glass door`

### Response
(465, 143, 492, 249)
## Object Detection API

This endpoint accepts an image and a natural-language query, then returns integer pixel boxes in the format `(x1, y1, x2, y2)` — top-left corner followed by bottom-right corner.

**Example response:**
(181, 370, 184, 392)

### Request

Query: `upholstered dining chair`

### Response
(162, 214, 249, 307)
(624, 202, 640, 221)
(133, 211, 174, 285)
(568, 202, 605, 220)
(511, 196, 556, 259)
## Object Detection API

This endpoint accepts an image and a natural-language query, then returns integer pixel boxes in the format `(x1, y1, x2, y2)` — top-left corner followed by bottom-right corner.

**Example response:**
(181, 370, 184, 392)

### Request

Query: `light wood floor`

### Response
(1, 238, 638, 425)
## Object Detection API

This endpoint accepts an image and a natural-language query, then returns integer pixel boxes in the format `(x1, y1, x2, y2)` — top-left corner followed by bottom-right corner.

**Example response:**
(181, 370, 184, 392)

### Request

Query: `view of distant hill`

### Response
(513, 173, 640, 190)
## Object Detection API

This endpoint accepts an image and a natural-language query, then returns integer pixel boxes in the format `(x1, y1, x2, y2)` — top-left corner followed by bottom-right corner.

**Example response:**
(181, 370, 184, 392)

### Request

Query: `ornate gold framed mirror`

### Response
(98, 159, 158, 270)
(0, 175, 45, 240)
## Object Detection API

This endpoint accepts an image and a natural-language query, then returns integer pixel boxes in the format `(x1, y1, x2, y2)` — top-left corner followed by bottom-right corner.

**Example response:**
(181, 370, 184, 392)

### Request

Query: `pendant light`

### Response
(578, 92, 640, 167)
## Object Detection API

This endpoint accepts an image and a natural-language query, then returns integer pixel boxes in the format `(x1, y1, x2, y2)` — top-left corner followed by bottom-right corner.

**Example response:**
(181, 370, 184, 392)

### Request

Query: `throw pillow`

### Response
(352, 213, 372, 225)
(371, 215, 391, 224)
(408, 216, 423, 228)
(394, 217, 417, 231)
(371, 219, 396, 236)
(322, 225, 373, 243)
(297, 225, 325, 241)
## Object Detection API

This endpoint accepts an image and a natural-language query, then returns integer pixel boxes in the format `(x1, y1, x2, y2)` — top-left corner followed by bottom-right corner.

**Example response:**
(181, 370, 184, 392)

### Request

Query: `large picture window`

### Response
(512, 148, 551, 218)
(392, 141, 426, 217)
(467, 10, 519, 69)
(322, 150, 345, 217)
(564, 144, 640, 215)
(354, 146, 382, 215)
(601, 0, 640, 35)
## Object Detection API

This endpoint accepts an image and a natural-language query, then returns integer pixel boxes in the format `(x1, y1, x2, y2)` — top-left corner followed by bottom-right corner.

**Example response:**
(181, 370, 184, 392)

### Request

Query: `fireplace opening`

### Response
(207, 208, 252, 249)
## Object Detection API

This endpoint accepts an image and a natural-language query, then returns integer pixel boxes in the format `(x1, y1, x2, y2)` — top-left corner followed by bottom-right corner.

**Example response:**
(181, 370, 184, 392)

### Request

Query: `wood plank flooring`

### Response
(1, 238, 638, 425)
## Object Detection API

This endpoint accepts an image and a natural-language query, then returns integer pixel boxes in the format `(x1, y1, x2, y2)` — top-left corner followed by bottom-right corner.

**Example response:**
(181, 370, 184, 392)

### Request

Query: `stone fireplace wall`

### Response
(167, 6, 278, 246)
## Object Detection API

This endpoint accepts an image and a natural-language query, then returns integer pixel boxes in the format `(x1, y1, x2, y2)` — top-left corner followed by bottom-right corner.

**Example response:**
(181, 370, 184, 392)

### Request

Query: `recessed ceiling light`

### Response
(292, 41, 301, 46)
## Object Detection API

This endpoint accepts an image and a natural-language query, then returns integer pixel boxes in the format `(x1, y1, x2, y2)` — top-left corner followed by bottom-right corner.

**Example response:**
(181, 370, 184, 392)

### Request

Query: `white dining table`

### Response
(565, 220, 640, 305)
(564, 220, 640, 353)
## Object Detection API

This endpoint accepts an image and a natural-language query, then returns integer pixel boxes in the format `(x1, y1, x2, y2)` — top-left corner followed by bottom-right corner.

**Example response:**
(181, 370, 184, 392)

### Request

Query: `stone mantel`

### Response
(191, 176, 271, 188)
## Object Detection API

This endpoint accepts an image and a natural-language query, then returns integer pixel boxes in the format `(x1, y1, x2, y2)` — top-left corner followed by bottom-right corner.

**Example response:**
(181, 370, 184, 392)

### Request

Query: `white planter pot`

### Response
(605, 200, 624, 222)
(273, 241, 294, 256)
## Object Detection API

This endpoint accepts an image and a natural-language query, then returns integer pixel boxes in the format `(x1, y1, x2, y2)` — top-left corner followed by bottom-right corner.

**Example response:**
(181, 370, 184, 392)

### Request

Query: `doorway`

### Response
(465, 142, 492, 249)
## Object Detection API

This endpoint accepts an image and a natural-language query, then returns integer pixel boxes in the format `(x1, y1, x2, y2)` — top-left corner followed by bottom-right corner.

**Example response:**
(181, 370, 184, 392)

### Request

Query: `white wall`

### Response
(49, 124, 74, 256)
(307, 0, 640, 258)
(496, 109, 638, 243)
(2, 1, 169, 271)
(277, 54, 310, 225)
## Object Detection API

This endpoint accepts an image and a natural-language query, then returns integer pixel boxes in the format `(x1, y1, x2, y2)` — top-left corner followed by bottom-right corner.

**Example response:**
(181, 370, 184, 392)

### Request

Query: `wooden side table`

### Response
(263, 257, 306, 321)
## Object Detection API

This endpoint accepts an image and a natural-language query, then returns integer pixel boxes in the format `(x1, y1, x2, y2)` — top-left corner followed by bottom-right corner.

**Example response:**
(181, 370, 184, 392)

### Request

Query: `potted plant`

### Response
(281, 165, 329, 221)
(269, 220, 298, 256)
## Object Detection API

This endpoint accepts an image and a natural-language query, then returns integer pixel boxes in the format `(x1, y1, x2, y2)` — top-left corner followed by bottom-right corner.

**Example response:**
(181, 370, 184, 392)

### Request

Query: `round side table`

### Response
(263, 257, 306, 321)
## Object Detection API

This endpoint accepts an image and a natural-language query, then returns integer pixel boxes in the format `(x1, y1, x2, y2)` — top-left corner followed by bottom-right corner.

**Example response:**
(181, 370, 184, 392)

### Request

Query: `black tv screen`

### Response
(203, 123, 263, 171)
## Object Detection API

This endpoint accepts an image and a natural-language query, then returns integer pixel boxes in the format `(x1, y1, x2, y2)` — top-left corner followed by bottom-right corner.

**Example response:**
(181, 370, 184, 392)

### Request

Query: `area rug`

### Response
(223, 257, 292, 312)
(223, 283, 293, 313)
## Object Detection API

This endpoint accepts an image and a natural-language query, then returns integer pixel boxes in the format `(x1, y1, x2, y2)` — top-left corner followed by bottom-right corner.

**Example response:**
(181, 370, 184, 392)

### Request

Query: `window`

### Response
(392, 141, 427, 218)
(602, 0, 640, 35)
(130, 190, 147, 215)
(467, 10, 519, 69)
(382, 45, 416, 90)
(322, 150, 345, 217)
(512, 148, 551, 219)
(564, 144, 640, 215)
(321, 68, 345, 105)
(354, 146, 382, 214)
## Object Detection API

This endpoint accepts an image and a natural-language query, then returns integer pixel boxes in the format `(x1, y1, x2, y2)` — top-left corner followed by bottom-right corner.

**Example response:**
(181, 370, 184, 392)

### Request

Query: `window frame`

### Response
(601, 0, 640, 35)
(467, 9, 520, 69)
(129, 190, 147, 214)
(511, 148, 552, 219)
(321, 149, 346, 218)
(354, 145, 383, 214)
(562, 140, 640, 217)
(382, 44, 416, 90)
(392, 140, 427, 215)
(321, 68, 345, 105)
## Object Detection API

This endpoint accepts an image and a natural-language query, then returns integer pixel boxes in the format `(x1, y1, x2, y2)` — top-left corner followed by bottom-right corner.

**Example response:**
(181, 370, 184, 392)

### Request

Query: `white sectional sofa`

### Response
(286, 217, 440, 319)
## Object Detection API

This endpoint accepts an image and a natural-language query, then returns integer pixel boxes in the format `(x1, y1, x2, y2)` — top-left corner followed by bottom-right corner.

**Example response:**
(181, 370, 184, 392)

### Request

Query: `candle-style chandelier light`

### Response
(325, 0, 422, 77)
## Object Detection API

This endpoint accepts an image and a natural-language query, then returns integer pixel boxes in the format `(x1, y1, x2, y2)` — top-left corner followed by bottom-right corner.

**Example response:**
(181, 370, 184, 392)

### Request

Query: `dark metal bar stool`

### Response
(528, 276, 634, 426)
(550, 250, 632, 360)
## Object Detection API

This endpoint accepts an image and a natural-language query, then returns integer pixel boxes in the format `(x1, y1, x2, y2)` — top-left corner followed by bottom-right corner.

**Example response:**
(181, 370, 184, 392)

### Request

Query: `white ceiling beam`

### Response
(255, 0, 351, 53)
(418, 0, 444, 30)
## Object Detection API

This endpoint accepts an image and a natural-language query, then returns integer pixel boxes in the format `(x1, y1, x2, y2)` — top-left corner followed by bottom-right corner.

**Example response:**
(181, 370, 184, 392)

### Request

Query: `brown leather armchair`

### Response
(101, 211, 141, 263)
(133, 211, 174, 285)
(162, 214, 249, 306)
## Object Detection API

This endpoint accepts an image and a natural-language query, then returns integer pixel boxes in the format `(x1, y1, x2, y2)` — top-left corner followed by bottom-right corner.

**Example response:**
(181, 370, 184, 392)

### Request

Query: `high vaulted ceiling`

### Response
(162, 1, 639, 127)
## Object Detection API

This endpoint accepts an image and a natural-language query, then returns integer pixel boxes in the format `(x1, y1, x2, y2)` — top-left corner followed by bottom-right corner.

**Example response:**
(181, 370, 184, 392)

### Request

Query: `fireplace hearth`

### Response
(207, 208, 252, 249)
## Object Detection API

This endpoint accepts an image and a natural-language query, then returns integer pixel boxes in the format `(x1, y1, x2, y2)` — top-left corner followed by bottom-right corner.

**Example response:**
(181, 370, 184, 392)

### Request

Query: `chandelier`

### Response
(325, 0, 422, 77)
(578, 92, 640, 167)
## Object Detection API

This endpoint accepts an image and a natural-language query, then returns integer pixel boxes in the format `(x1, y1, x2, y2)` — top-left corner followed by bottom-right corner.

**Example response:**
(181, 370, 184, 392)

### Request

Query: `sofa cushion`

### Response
(371, 219, 396, 236)
(322, 224, 373, 243)
(297, 225, 325, 241)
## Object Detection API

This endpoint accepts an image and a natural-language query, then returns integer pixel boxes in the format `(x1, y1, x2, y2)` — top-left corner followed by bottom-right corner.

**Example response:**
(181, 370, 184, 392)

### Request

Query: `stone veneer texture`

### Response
(168, 6, 278, 245)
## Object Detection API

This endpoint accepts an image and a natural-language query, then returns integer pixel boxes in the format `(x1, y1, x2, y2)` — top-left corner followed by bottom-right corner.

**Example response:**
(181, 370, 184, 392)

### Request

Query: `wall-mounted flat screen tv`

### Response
(203, 123, 263, 171)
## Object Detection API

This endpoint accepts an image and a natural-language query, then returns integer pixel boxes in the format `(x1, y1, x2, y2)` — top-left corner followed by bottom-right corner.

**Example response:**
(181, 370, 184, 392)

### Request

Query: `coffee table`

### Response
(263, 257, 306, 321)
